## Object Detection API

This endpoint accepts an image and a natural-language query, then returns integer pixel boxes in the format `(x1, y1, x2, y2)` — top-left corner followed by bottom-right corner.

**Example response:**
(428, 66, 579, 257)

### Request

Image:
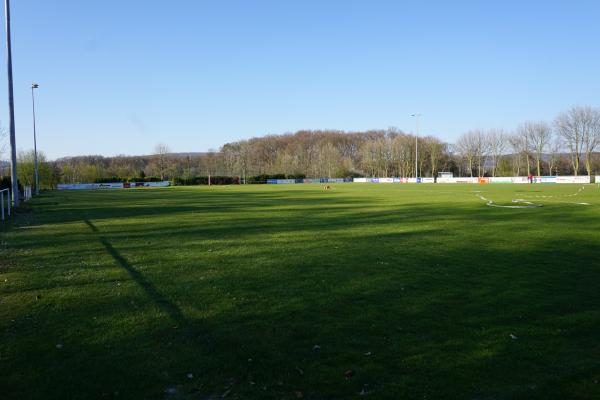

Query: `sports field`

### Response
(1, 184, 599, 399)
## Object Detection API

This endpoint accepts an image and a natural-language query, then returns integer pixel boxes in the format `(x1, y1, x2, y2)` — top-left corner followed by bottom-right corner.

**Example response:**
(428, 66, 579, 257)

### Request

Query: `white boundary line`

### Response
(474, 185, 594, 208)
(473, 192, 543, 209)
(521, 186, 586, 199)
(532, 198, 590, 206)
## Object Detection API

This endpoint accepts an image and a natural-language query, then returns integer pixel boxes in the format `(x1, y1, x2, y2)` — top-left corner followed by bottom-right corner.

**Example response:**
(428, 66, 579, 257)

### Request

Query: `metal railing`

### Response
(24, 186, 32, 201)
(1, 188, 11, 221)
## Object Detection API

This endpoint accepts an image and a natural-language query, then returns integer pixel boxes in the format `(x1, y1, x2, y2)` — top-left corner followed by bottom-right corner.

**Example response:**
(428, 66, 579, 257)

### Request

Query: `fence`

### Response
(358, 176, 591, 184)
(257, 176, 593, 185)
(1, 188, 10, 222)
(266, 178, 353, 184)
(24, 186, 32, 201)
(57, 181, 171, 190)
(51, 176, 597, 190)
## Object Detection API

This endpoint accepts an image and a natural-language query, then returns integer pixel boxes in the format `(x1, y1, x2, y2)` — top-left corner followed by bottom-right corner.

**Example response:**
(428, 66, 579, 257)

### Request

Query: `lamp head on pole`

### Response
(31, 83, 39, 89)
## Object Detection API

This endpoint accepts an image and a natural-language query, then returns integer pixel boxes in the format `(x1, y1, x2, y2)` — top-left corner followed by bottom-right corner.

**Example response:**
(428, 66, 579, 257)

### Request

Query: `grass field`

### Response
(1, 184, 600, 399)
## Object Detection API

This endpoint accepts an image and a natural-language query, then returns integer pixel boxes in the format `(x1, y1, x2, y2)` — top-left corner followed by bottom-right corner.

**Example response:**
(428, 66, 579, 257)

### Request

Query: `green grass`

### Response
(1, 184, 600, 400)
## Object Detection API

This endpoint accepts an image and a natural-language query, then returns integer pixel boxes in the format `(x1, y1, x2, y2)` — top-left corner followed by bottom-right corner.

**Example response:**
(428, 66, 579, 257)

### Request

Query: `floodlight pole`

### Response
(411, 113, 421, 179)
(31, 84, 40, 195)
(4, 0, 18, 206)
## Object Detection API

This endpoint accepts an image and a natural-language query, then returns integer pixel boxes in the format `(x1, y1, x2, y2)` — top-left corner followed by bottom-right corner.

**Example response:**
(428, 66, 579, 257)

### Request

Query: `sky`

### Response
(1, 0, 599, 160)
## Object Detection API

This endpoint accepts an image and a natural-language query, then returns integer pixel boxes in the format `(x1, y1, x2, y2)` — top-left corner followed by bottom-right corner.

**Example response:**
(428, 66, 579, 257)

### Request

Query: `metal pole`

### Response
(4, 0, 19, 207)
(415, 115, 419, 178)
(32, 84, 39, 195)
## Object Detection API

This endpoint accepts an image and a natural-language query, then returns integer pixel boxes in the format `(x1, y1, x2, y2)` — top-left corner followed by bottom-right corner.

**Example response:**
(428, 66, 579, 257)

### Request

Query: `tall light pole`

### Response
(4, 0, 18, 206)
(31, 84, 39, 195)
(411, 113, 421, 179)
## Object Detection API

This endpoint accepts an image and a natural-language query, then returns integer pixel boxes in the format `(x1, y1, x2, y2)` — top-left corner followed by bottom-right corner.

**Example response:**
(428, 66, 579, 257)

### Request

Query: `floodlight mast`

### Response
(31, 84, 39, 195)
(411, 113, 421, 179)
(4, 0, 18, 206)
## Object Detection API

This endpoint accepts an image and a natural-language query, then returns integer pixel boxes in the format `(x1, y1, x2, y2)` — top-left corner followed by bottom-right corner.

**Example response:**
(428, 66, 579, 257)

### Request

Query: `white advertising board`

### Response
(511, 177, 529, 184)
(57, 183, 122, 190)
(555, 176, 590, 184)
(141, 181, 171, 187)
(437, 177, 478, 184)
(536, 176, 557, 184)
(461, 178, 479, 183)
(489, 177, 512, 184)
(274, 179, 295, 184)
(57, 181, 170, 190)
(378, 178, 395, 183)
(57, 183, 97, 190)
(350, 176, 592, 185)
(98, 183, 124, 189)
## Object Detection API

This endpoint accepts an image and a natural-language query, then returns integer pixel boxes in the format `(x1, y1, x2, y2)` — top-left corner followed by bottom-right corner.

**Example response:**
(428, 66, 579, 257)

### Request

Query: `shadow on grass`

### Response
(83, 218, 188, 328)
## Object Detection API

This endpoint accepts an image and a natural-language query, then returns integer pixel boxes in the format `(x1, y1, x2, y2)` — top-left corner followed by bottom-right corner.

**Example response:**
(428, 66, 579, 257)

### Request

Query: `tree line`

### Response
(454, 106, 600, 178)
(1, 105, 599, 188)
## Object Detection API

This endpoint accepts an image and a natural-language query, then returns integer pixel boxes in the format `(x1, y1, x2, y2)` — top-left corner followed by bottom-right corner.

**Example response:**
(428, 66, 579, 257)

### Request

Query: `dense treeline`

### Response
(221, 129, 453, 180)
(1, 106, 599, 188)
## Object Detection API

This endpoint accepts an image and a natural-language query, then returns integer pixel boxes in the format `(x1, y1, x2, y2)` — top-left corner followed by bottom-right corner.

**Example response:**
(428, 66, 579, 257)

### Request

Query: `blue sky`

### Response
(1, 0, 599, 159)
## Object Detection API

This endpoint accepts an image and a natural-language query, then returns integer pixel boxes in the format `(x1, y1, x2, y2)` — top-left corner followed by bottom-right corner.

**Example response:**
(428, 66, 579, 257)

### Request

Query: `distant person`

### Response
(528, 174, 533, 184)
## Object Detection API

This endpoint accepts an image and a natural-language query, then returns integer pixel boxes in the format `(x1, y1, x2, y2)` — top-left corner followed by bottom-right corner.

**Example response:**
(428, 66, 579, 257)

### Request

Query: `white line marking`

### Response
(475, 185, 594, 208)
(474, 193, 542, 208)
(523, 186, 586, 199)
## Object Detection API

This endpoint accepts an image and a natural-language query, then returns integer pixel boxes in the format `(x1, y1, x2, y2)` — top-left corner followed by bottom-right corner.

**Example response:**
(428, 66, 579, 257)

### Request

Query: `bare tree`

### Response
(236, 141, 252, 182)
(423, 136, 444, 178)
(515, 126, 534, 176)
(0, 126, 6, 158)
(391, 135, 413, 177)
(316, 142, 341, 178)
(455, 133, 476, 177)
(547, 136, 562, 176)
(581, 107, 600, 177)
(360, 140, 379, 177)
(487, 129, 507, 177)
(202, 149, 223, 185)
(153, 143, 171, 180)
(508, 134, 525, 176)
(475, 130, 489, 177)
(374, 137, 393, 177)
(555, 107, 589, 175)
(455, 131, 487, 177)
(521, 121, 552, 176)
